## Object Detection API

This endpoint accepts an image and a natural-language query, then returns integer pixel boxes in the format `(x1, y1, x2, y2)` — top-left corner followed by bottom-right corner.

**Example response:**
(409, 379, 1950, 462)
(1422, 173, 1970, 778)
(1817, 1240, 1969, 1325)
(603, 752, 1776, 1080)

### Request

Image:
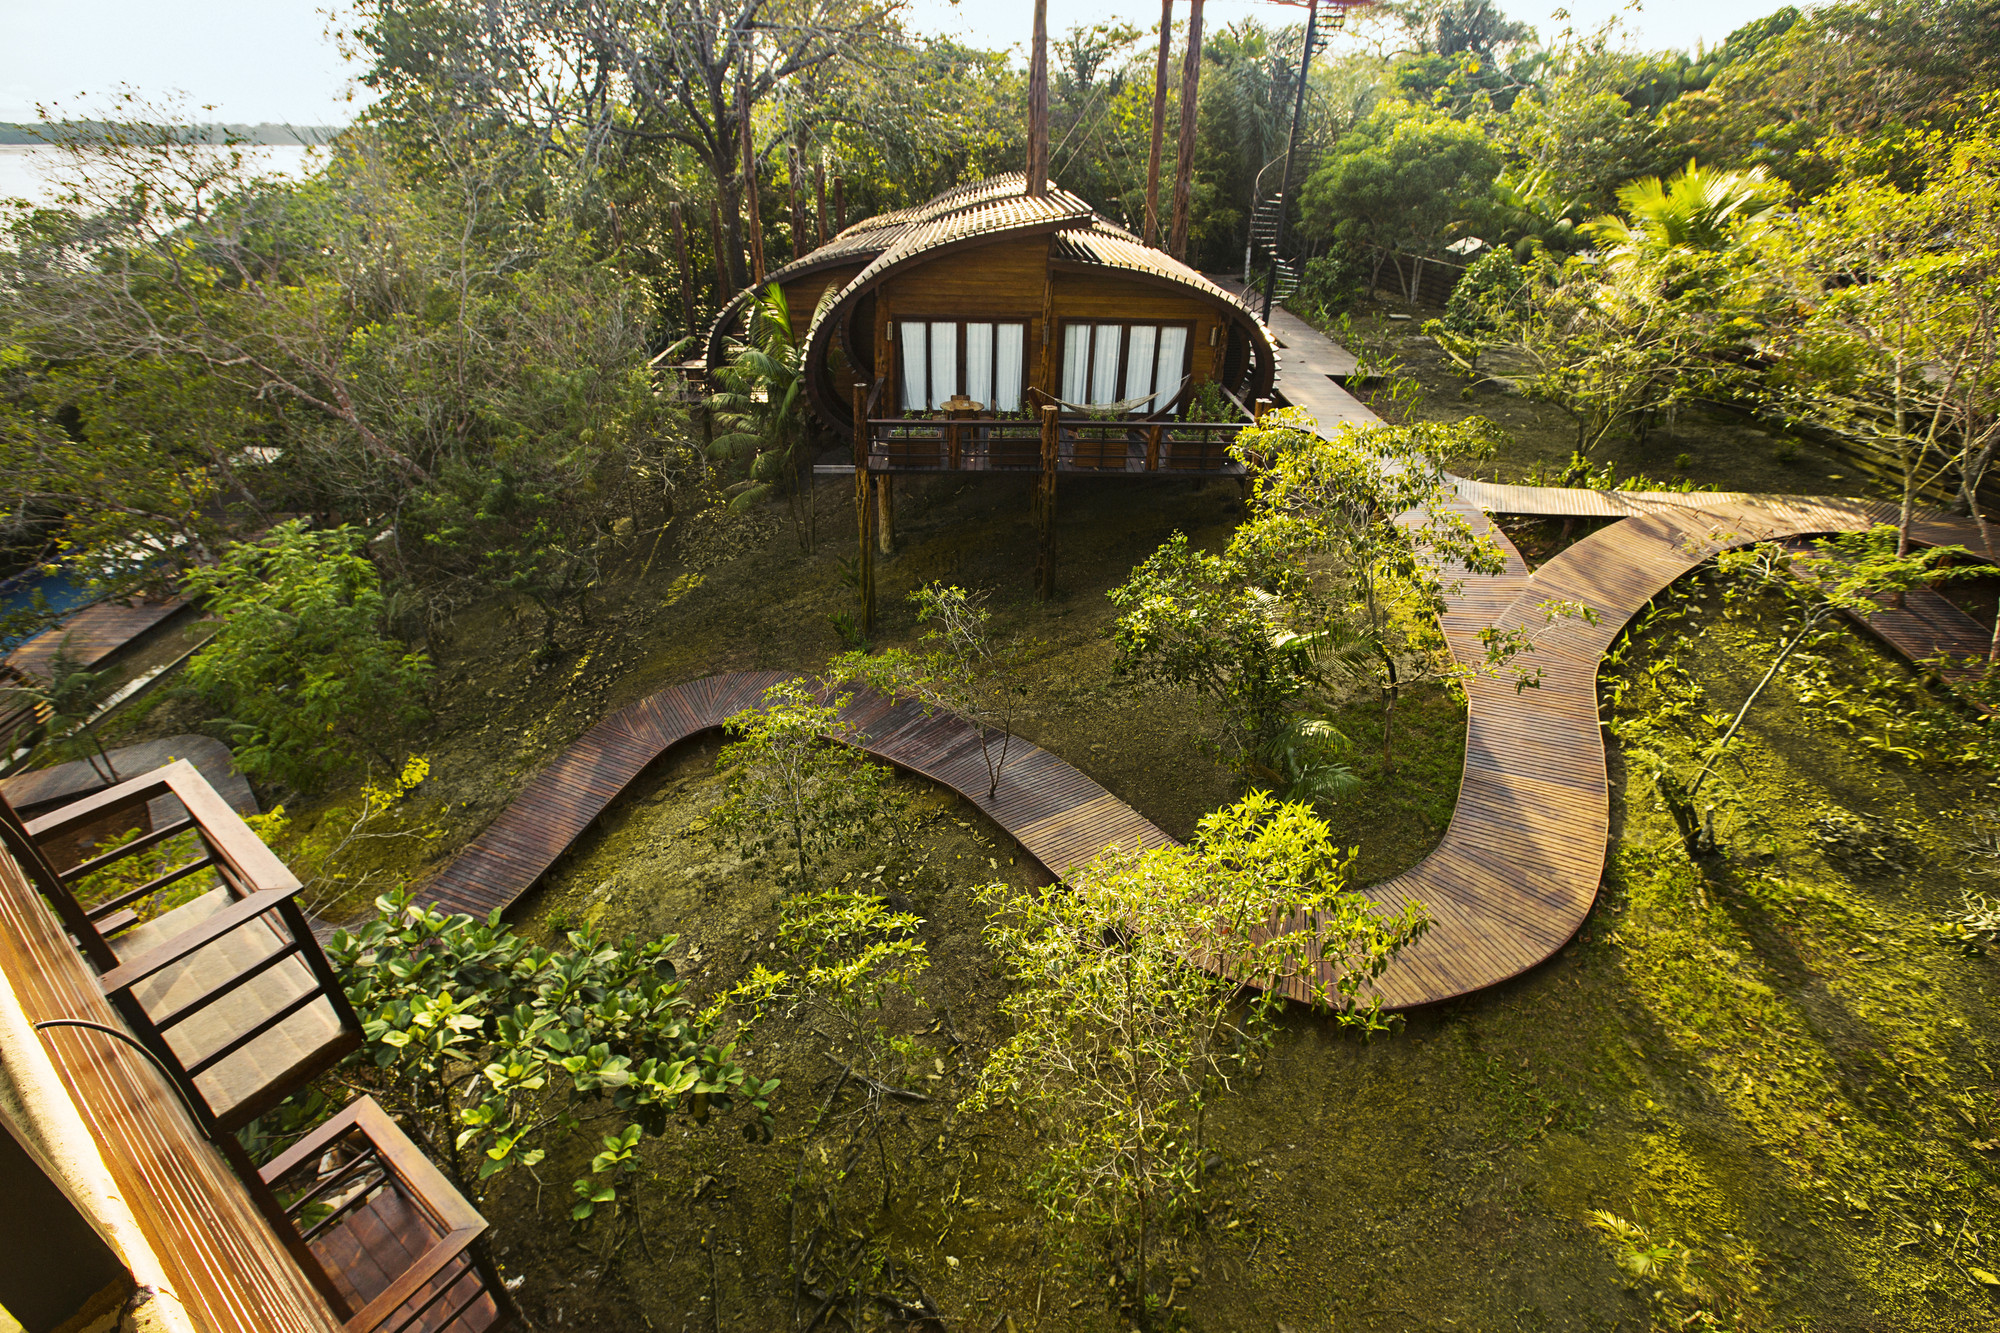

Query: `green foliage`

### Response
(1586, 1210, 1769, 1330)
(1609, 528, 1976, 857)
(833, 583, 1026, 797)
(1109, 530, 1309, 773)
(1301, 101, 1502, 266)
(709, 283, 813, 543)
(1424, 249, 1526, 378)
(712, 678, 896, 884)
(1293, 251, 1365, 322)
(1184, 378, 1237, 423)
(1, 115, 694, 639)
(327, 890, 778, 1208)
(1752, 102, 2000, 547)
(181, 521, 431, 790)
(963, 791, 1426, 1324)
(1229, 412, 1560, 761)
(1483, 165, 1584, 257)
(1583, 160, 1786, 262)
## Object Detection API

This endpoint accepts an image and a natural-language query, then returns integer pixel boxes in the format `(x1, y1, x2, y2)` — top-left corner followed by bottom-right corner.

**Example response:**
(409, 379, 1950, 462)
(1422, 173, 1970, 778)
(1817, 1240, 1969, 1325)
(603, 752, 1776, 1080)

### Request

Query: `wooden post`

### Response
(814, 157, 829, 246)
(853, 383, 875, 633)
(1143, 0, 1173, 247)
(1147, 424, 1163, 471)
(670, 203, 698, 336)
(876, 475, 895, 555)
(738, 53, 765, 285)
(1254, 396, 1271, 424)
(1034, 405, 1059, 600)
(1027, 0, 1049, 197)
(1168, 0, 1205, 260)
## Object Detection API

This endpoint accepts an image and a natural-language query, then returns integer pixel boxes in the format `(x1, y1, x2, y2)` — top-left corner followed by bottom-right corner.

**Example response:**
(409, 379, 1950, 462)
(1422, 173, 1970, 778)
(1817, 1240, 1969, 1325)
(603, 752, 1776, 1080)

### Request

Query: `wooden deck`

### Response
(7, 597, 188, 682)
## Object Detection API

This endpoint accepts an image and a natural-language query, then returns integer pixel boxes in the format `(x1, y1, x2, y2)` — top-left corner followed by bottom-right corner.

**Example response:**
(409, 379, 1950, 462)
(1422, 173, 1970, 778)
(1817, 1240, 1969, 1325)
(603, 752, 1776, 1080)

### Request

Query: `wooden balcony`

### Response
(4, 759, 360, 1135)
(865, 415, 1248, 477)
(0, 760, 510, 1333)
(262, 1097, 505, 1333)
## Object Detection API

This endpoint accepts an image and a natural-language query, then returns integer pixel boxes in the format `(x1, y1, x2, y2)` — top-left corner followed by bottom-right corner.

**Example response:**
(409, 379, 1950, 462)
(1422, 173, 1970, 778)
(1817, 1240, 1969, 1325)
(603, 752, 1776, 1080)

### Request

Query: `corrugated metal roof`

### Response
(1051, 220, 1262, 322)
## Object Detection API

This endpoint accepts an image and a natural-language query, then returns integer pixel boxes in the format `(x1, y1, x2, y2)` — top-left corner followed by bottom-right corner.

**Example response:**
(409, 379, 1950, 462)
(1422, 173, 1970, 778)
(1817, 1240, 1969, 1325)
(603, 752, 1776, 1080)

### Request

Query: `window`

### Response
(1059, 322, 1191, 411)
(897, 320, 1026, 412)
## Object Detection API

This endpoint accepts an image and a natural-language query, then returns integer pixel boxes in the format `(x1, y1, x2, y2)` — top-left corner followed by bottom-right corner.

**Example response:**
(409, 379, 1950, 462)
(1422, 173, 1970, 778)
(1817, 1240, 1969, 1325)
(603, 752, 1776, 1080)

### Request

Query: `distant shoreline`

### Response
(0, 123, 344, 146)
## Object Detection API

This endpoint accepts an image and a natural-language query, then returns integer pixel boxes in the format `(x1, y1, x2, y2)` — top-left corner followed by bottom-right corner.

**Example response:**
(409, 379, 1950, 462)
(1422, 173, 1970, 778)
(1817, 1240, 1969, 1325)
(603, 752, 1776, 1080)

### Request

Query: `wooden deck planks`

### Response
(6, 597, 189, 682)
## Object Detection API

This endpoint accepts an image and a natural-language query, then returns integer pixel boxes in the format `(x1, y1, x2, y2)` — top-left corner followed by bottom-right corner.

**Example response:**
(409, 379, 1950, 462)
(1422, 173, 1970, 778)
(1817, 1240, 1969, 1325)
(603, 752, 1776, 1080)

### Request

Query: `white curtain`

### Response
(899, 322, 928, 412)
(1090, 323, 1123, 404)
(994, 324, 1025, 411)
(929, 322, 957, 409)
(1122, 325, 1158, 404)
(965, 323, 994, 409)
(1157, 326, 1189, 398)
(1062, 324, 1091, 404)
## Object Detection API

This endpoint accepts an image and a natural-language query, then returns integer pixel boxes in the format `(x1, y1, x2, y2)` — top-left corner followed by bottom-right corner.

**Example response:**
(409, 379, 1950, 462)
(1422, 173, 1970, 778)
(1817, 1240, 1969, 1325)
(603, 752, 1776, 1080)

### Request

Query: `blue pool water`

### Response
(0, 567, 97, 647)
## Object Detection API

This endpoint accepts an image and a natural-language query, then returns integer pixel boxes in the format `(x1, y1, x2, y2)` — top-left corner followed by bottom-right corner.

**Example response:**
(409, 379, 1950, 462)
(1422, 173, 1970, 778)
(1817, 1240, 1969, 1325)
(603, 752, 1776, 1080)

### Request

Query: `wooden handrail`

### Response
(62, 814, 196, 882)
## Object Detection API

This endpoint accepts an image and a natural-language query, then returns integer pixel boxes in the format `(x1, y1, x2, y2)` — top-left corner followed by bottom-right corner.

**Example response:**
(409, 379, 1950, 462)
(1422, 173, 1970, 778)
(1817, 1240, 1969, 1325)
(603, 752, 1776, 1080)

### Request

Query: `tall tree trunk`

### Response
(1168, 0, 1206, 260)
(789, 141, 809, 262)
(1027, 0, 1049, 195)
(813, 157, 829, 246)
(671, 202, 698, 338)
(1143, 0, 1173, 247)
(709, 199, 732, 299)
(834, 176, 847, 232)
(738, 59, 766, 285)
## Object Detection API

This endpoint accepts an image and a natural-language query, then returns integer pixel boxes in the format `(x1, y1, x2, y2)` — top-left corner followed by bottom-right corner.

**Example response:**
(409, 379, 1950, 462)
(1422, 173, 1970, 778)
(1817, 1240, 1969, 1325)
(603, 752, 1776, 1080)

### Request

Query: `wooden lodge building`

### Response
(701, 170, 1280, 619)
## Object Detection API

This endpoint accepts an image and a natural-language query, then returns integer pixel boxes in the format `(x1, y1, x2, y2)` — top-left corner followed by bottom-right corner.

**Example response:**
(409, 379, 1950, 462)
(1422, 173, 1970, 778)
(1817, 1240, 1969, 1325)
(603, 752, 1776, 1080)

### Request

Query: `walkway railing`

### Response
(866, 416, 1248, 475)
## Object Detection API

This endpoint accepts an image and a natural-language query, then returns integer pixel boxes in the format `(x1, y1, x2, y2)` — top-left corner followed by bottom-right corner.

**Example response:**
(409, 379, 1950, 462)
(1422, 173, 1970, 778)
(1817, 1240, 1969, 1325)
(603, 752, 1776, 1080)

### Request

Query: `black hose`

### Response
(31, 1019, 215, 1140)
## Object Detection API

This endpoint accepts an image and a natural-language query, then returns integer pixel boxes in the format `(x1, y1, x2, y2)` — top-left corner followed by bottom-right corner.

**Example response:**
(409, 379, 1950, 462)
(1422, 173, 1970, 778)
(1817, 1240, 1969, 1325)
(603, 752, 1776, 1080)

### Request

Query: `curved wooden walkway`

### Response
(421, 490, 1984, 1009)
(422, 674, 1175, 922)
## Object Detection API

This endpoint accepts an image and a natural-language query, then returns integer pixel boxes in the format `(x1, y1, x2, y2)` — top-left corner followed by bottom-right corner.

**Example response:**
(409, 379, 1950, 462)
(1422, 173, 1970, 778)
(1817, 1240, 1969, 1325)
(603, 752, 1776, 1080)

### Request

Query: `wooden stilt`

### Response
(853, 383, 876, 633)
(876, 474, 895, 555)
(1035, 405, 1059, 600)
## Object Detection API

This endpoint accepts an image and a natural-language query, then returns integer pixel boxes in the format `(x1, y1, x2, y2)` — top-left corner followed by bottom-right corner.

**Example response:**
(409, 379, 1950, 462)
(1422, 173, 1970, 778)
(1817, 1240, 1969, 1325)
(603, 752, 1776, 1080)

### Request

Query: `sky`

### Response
(0, 0, 1804, 126)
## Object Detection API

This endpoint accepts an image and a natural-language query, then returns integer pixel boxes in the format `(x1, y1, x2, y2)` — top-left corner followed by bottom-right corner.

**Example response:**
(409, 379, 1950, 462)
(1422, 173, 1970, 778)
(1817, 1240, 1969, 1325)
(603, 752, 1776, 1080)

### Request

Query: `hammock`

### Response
(1044, 376, 1190, 417)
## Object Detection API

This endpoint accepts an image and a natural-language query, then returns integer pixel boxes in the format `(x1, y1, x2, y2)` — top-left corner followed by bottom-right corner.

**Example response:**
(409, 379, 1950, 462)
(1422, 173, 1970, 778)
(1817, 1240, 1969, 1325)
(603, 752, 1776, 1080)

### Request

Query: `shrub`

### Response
(181, 521, 431, 790)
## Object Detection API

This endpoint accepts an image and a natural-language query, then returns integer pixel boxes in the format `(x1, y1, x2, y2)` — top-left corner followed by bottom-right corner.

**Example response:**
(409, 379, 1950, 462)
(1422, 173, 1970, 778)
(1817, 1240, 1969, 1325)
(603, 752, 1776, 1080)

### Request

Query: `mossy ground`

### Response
(103, 308, 2000, 1330)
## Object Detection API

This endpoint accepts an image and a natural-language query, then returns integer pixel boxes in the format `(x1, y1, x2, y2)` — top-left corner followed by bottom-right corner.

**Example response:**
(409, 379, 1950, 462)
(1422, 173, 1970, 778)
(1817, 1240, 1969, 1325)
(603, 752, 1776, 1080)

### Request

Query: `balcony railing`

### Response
(0, 759, 511, 1332)
(262, 1097, 505, 1333)
(866, 415, 1249, 476)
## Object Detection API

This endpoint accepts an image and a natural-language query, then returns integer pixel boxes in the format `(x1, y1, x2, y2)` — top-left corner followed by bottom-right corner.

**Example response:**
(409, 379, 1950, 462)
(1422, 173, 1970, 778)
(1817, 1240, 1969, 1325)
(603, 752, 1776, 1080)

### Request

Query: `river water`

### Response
(0, 143, 323, 208)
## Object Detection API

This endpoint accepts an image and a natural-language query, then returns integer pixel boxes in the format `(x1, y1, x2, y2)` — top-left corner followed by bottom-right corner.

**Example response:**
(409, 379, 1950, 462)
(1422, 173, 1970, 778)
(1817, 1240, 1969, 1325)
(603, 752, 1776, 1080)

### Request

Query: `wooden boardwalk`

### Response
(422, 674, 1174, 922)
